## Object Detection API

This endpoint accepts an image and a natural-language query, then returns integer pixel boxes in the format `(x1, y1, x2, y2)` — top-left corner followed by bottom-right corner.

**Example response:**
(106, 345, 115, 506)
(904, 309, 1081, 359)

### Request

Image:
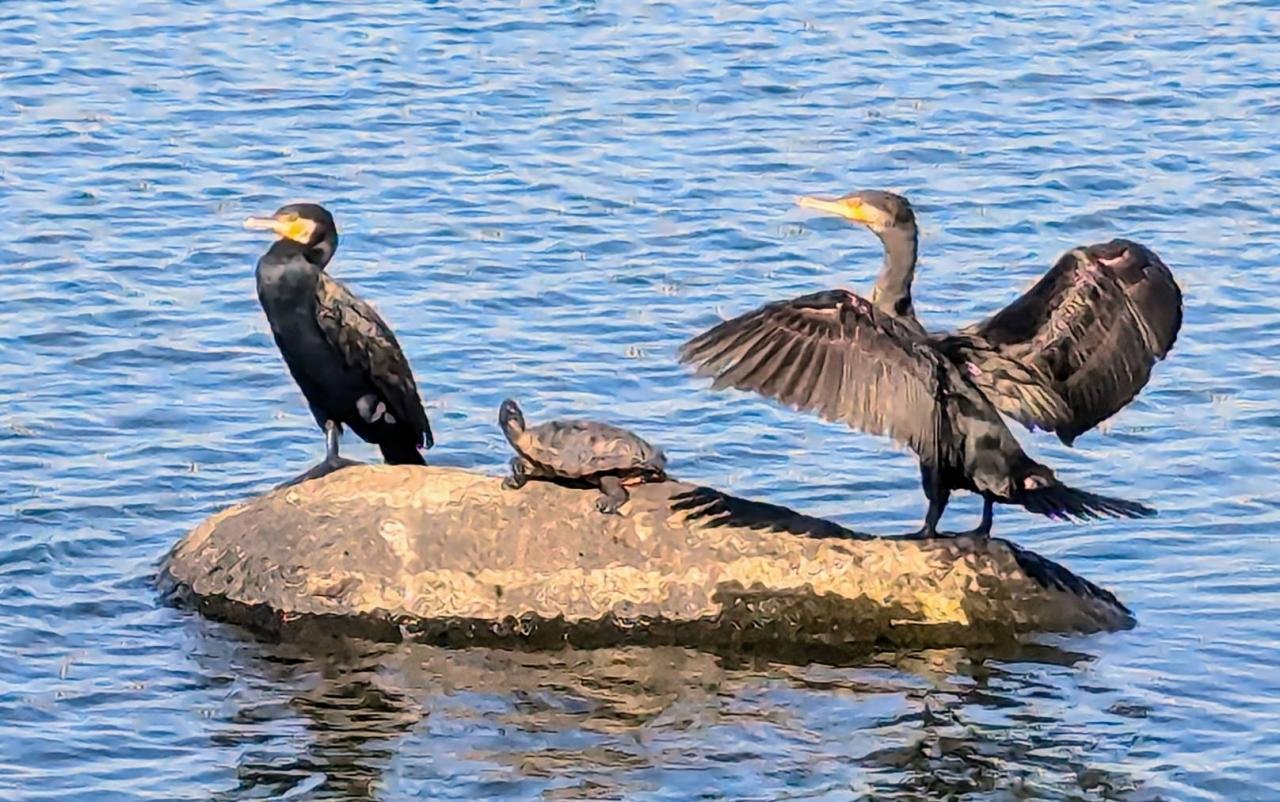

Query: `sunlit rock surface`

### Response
(163, 465, 1134, 656)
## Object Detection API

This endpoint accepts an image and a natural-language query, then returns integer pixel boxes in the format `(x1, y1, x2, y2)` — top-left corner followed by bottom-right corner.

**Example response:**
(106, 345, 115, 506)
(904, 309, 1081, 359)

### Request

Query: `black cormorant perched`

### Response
(245, 203, 433, 484)
(680, 190, 1181, 537)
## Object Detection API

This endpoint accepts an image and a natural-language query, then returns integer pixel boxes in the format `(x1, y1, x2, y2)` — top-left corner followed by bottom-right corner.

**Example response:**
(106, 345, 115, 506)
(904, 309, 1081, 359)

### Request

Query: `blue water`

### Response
(2, 0, 1278, 798)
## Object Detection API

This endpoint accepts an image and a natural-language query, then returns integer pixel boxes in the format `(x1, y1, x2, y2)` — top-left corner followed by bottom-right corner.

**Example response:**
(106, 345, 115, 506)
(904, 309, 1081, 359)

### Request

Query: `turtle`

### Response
(497, 398, 669, 514)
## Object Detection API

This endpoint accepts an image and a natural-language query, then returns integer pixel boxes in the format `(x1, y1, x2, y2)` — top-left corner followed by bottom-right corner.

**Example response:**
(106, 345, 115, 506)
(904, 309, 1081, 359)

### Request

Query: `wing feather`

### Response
(959, 239, 1181, 444)
(314, 274, 434, 448)
(711, 329, 788, 391)
(680, 289, 944, 461)
(794, 338, 833, 411)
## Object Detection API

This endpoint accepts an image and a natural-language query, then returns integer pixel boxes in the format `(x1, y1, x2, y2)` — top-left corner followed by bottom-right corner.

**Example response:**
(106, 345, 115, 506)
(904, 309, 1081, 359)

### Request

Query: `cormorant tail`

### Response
(1019, 483, 1155, 522)
(379, 440, 427, 466)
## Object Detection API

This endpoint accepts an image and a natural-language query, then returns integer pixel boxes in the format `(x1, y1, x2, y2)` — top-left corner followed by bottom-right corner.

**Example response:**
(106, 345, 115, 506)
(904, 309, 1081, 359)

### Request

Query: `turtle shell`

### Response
(515, 419, 666, 480)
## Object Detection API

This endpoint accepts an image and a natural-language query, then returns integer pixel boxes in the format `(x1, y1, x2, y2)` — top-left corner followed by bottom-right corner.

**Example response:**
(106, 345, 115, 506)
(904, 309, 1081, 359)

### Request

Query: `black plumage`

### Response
(940, 239, 1182, 444)
(680, 191, 1179, 537)
(246, 203, 432, 484)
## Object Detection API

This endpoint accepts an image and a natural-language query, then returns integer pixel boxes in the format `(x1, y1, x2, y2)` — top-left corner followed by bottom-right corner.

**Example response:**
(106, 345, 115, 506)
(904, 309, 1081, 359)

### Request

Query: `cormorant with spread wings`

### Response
(680, 191, 1180, 537)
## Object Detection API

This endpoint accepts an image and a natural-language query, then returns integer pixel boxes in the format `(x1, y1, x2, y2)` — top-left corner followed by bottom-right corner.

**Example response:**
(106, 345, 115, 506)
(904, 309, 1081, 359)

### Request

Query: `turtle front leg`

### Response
(595, 475, 629, 515)
(503, 456, 533, 490)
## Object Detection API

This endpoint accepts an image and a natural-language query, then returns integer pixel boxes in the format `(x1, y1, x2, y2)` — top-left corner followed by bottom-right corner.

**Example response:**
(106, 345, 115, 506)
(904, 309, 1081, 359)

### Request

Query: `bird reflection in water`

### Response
(840, 646, 1155, 800)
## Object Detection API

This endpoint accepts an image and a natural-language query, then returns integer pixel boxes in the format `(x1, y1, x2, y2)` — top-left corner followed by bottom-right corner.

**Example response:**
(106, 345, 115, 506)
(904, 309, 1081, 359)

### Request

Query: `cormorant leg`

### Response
(502, 457, 531, 490)
(325, 419, 341, 462)
(275, 421, 362, 489)
(319, 420, 361, 472)
(905, 490, 949, 539)
(595, 475, 629, 515)
(958, 497, 995, 539)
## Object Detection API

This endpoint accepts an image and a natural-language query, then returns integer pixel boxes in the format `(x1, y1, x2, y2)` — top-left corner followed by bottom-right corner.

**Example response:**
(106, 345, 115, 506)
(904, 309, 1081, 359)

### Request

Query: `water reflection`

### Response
(848, 647, 1159, 801)
(195, 634, 417, 801)
(190, 628, 1162, 801)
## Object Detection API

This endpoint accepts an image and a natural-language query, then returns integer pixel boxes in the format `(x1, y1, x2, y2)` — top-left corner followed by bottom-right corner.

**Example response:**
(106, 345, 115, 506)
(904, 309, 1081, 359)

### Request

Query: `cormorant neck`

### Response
(870, 224, 918, 320)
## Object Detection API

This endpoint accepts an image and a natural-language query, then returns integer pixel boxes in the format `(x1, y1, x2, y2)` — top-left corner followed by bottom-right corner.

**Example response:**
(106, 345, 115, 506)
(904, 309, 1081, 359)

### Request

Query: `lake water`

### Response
(2, 0, 1278, 799)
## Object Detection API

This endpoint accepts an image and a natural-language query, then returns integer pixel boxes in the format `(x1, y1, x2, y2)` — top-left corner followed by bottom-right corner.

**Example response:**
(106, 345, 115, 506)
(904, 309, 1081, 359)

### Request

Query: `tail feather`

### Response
(379, 439, 427, 466)
(1020, 483, 1155, 522)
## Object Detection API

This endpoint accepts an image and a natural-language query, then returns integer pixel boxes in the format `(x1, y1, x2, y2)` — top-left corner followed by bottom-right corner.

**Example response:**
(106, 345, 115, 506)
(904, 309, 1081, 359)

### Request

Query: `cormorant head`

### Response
(244, 202, 339, 268)
(796, 190, 916, 235)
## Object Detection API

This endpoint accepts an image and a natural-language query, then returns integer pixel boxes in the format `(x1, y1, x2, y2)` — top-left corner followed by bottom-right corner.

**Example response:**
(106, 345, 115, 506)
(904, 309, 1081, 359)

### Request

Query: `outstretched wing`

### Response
(959, 239, 1182, 445)
(314, 274, 434, 448)
(679, 289, 946, 462)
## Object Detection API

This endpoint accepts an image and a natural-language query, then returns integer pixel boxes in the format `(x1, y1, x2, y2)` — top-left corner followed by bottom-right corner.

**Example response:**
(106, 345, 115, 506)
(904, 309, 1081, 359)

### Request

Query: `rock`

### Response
(162, 465, 1134, 658)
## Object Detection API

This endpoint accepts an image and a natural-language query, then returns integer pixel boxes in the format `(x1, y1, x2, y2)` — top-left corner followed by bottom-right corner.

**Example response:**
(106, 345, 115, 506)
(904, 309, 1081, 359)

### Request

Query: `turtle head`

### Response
(498, 398, 525, 442)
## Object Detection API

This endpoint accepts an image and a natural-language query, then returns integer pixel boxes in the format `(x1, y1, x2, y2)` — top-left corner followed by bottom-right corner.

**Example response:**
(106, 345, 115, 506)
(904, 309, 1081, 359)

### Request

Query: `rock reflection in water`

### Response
(189, 626, 1160, 801)
(195, 636, 415, 800)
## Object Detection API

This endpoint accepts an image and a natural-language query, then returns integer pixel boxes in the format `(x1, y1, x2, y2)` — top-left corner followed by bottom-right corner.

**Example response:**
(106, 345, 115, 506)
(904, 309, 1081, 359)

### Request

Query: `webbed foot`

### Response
(902, 525, 941, 540)
(277, 455, 364, 489)
(902, 518, 991, 541)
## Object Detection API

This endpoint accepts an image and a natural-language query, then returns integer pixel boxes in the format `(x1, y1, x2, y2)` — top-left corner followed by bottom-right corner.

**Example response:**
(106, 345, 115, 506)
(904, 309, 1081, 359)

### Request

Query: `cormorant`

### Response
(245, 203, 433, 485)
(679, 190, 1181, 537)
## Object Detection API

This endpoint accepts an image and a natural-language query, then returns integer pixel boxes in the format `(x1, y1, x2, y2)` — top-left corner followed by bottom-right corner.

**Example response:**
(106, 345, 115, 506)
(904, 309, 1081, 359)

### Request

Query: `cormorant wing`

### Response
(931, 333, 1075, 434)
(679, 289, 946, 462)
(314, 274, 434, 448)
(958, 239, 1181, 445)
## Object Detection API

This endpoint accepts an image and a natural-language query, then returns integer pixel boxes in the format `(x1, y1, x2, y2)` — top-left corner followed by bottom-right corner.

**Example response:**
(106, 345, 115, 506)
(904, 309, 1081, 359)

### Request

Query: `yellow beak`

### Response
(244, 214, 315, 244)
(796, 195, 876, 224)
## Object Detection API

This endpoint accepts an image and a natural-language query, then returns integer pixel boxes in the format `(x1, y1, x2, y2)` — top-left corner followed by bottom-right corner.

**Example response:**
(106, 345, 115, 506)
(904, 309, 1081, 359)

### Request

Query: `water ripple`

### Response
(1, 0, 1276, 799)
